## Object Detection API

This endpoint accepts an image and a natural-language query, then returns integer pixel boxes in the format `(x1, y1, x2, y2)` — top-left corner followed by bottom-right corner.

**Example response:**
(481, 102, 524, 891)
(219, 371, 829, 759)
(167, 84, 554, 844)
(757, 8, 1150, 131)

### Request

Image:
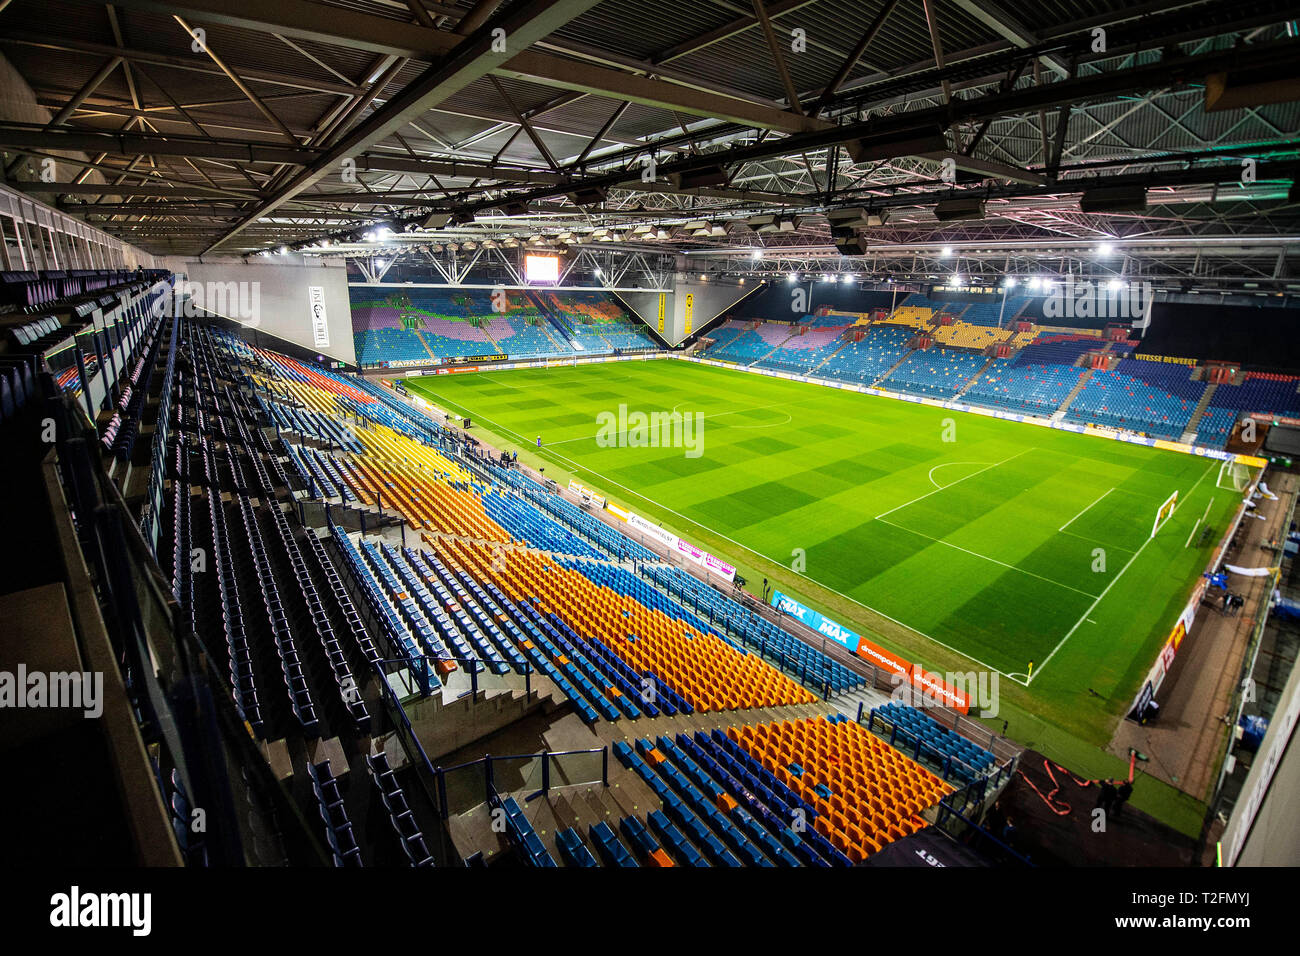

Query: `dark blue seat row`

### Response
(497, 796, 556, 867)
(555, 827, 600, 867)
(589, 821, 638, 867)
(306, 759, 362, 866)
(366, 752, 434, 866)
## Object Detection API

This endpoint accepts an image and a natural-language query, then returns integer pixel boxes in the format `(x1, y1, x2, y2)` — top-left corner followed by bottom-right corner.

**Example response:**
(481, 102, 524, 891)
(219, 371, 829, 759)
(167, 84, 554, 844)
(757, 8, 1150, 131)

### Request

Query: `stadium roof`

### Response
(2, 0, 1299, 287)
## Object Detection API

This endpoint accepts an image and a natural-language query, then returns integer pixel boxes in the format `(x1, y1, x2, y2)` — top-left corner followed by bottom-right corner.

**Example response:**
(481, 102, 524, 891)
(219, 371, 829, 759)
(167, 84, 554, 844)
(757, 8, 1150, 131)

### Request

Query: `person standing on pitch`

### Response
(536, 435, 542, 448)
(1095, 779, 1117, 816)
(1114, 780, 1133, 819)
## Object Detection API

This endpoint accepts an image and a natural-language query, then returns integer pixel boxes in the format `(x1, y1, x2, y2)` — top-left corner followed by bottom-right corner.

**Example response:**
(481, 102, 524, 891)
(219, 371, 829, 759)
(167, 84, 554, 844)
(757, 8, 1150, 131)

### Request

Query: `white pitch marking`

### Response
(1184, 497, 1214, 548)
(877, 516, 1101, 599)
(1058, 486, 1114, 532)
(927, 461, 990, 490)
(1031, 459, 1216, 683)
(874, 447, 1033, 520)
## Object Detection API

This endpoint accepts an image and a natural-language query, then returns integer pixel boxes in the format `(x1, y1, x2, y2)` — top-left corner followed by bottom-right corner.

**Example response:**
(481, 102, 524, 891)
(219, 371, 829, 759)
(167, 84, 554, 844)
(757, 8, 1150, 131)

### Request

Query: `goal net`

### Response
(1152, 490, 1178, 538)
(1216, 458, 1251, 493)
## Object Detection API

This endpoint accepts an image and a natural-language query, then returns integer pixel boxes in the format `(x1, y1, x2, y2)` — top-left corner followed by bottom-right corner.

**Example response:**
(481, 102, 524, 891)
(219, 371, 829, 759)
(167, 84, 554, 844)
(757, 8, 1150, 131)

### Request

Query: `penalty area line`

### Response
(1059, 486, 1114, 532)
(1031, 459, 1216, 684)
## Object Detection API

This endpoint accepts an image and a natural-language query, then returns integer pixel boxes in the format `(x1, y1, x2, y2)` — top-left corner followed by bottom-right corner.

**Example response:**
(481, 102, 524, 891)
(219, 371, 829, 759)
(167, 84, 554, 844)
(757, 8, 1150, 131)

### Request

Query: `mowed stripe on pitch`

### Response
(407, 359, 1227, 680)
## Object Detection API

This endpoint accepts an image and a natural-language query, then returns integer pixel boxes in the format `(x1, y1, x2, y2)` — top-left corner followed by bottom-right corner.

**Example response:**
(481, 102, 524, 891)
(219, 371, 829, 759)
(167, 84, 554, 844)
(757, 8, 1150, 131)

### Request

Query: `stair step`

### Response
(549, 795, 582, 831)
(581, 789, 622, 828)
(1052, 368, 1094, 421)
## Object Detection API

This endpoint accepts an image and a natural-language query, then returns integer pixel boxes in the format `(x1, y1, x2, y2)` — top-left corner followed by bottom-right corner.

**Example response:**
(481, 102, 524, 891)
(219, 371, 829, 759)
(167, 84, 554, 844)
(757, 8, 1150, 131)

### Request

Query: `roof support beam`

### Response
(0, 32, 361, 95)
(811, 0, 899, 115)
(948, 0, 1070, 78)
(204, 0, 603, 251)
(68, 0, 822, 134)
(493, 51, 829, 134)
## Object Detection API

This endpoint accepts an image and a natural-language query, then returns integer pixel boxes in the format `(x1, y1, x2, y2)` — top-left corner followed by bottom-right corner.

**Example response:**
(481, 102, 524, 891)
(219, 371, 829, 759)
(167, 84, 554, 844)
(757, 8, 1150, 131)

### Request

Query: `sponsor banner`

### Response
(444, 353, 506, 365)
(657, 293, 666, 333)
(620, 506, 735, 581)
(856, 637, 910, 676)
(683, 293, 693, 335)
(308, 286, 330, 348)
(912, 666, 970, 712)
(568, 479, 606, 509)
(1249, 413, 1300, 427)
(604, 501, 632, 522)
(772, 591, 861, 654)
(385, 358, 435, 369)
(771, 590, 968, 712)
(625, 509, 677, 549)
(703, 552, 735, 578)
(1133, 680, 1154, 720)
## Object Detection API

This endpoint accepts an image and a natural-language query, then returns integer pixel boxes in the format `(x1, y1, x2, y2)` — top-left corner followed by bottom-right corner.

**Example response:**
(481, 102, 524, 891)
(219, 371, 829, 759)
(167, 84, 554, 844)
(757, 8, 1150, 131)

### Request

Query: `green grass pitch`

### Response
(406, 357, 1241, 763)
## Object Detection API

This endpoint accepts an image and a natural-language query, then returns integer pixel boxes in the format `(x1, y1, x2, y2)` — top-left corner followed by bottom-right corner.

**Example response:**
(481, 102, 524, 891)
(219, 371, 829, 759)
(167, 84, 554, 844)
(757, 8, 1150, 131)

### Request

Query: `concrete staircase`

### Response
(808, 339, 851, 376)
(398, 670, 567, 763)
(1051, 368, 1095, 422)
(1180, 382, 1219, 443)
(413, 329, 439, 362)
(870, 349, 915, 388)
(747, 331, 798, 367)
(829, 683, 896, 723)
(953, 356, 996, 400)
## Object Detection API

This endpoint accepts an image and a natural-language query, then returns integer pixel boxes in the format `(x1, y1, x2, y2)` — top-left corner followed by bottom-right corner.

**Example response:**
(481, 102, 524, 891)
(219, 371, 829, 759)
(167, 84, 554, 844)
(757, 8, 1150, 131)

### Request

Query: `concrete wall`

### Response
(620, 290, 672, 339)
(622, 276, 757, 346)
(667, 275, 754, 345)
(1225, 657, 1300, 866)
(163, 254, 356, 365)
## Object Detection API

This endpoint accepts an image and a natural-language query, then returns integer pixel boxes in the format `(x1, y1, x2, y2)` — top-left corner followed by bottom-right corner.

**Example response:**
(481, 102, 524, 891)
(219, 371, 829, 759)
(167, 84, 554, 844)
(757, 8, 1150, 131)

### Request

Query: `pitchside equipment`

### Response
(1216, 458, 1251, 493)
(1152, 491, 1178, 538)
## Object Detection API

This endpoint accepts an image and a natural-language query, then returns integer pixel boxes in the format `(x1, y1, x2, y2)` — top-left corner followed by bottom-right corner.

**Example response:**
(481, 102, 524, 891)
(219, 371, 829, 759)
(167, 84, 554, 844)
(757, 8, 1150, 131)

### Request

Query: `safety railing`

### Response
(932, 802, 1034, 867)
(377, 654, 532, 701)
(434, 746, 608, 821)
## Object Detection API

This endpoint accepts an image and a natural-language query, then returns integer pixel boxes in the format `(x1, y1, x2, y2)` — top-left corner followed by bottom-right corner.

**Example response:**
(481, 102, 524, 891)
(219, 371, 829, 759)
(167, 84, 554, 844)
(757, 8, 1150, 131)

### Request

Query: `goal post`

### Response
(1216, 457, 1250, 493)
(1152, 490, 1178, 538)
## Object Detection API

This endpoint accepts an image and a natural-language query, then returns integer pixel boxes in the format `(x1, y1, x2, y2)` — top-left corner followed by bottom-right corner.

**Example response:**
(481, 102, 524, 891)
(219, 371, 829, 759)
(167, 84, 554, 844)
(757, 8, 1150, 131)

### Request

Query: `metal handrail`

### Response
(434, 746, 609, 820)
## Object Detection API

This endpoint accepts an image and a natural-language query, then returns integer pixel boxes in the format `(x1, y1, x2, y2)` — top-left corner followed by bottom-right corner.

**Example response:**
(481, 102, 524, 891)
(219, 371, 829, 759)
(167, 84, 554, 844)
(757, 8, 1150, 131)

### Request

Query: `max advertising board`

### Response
(772, 590, 862, 653)
(771, 591, 969, 712)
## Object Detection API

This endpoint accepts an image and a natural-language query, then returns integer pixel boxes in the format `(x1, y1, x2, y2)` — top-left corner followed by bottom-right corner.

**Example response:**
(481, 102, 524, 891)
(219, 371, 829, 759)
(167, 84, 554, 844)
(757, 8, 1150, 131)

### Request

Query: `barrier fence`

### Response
(435, 747, 609, 821)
